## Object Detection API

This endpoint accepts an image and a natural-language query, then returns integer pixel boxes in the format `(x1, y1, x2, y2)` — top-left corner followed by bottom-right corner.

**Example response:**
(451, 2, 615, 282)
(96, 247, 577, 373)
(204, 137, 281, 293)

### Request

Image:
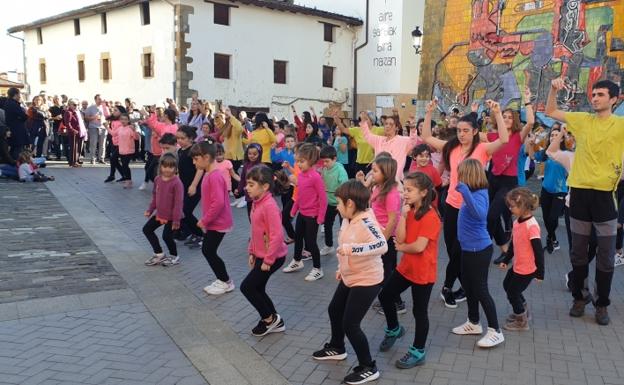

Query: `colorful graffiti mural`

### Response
(430, 0, 624, 113)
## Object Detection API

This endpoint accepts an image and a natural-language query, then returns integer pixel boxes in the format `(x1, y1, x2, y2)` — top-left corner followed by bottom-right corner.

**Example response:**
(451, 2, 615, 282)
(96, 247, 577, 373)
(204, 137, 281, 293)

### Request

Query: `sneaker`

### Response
(569, 299, 586, 317)
(615, 252, 624, 267)
(440, 287, 457, 309)
(145, 253, 165, 266)
(236, 199, 247, 208)
(343, 362, 379, 385)
(252, 314, 285, 336)
(161, 255, 180, 266)
(104, 176, 115, 183)
(395, 346, 426, 369)
(138, 181, 149, 190)
(184, 235, 199, 245)
(453, 288, 466, 303)
(301, 249, 312, 261)
(452, 319, 483, 335)
(552, 239, 560, 251)
(320, 245, 334, 256)
(203, 279, 235, 295)
(377, 302, 407, 316)
(312, 343, 347, 361)
(282, 259, 304, 273)
(545, 238, 554, 254)
(379, 325, 405, 352)
(304, 268, 324, 281)
(477, 328, 505, 348)
(595, 306, 610, 326)
(188, 238, 203, 249)
(230, 197, 239, 206)
(503, 311, 529, 331)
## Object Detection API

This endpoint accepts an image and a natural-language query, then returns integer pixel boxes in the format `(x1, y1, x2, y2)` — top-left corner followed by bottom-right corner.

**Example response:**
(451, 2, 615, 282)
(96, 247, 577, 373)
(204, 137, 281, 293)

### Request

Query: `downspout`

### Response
(352, 0, 369, 120)
(7, 32, 27, 96)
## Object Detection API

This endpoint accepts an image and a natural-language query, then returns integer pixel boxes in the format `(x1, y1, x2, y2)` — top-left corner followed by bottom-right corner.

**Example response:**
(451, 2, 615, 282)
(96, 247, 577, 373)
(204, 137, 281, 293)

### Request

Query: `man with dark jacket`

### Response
(4, 87, 29, 160)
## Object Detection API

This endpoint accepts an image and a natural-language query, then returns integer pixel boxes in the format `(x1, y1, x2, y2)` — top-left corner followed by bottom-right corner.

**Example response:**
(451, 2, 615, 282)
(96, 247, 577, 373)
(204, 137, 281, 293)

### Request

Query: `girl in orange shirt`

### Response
(378, 172, 441, 369)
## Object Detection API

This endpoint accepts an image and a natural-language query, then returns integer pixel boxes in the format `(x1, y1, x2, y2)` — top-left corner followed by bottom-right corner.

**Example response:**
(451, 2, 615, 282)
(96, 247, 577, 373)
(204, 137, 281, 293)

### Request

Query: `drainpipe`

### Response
(7, 32, 28, 97)
(352, 0, 369, 120)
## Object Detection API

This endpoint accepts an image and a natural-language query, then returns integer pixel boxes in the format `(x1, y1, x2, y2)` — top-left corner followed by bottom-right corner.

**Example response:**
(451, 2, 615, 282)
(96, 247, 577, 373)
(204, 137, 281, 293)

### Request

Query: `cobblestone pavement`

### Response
(15, 165, 624, 385)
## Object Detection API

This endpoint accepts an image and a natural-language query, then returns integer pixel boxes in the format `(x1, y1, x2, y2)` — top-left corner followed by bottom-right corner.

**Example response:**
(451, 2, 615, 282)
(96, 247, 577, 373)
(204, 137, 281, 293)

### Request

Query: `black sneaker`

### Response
(440, 287, 457, 309)
(552, 240, 560, 251)
(104, 176, 115, 183)
(545, 238, 554, 254)
(312, 343, 347, 361)
(251, 314, 285, 337)
(453, 288, 466, 303)
(492, 253, 506, 265)
(343, 362, 380, 385)
(595, 306, 610, 326)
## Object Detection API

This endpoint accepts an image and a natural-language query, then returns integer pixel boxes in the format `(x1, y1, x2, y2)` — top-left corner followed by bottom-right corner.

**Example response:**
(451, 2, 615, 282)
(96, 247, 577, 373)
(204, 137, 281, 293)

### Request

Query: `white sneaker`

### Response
(161, 255, 180, 266)
(236, 199, 247, 208)
(452, 319, 483, 335)
(615, 252, 624, 268)
(304, 268, 324, 281)
(320, 227, 325, 234)
(477, 327, 505, 348)
(320, 246, 334, 256)
(138, 182, 149, 190)
(231, 197, 241, 206)
(203, 279, 235, 295)
(282, 259, 304, 273)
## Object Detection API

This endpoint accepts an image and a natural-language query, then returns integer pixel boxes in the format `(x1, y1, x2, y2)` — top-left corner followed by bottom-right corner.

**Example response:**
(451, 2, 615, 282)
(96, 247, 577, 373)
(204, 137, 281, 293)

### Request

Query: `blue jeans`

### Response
(0, 164, 18, 178)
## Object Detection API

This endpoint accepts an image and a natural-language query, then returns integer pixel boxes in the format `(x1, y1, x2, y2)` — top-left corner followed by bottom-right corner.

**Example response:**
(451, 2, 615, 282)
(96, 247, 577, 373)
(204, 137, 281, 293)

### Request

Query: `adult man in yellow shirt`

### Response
(546, 78, 624, 326)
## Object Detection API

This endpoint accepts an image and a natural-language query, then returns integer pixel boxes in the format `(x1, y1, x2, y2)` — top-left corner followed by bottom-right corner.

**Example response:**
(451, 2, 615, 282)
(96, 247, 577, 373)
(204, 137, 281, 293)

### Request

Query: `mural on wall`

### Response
(431, 0, 624, 114)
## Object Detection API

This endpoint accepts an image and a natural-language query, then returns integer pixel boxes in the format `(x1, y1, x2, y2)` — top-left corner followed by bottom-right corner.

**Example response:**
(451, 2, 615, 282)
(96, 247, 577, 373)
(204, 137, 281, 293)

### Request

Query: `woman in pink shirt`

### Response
(104, 106, 126, 183)
(141, 108, 178, 189)
(240, 165, 288, 337)
(421, 98, 509, 309)
(117, 113, 140, 188)
(360, 111, 420, 181)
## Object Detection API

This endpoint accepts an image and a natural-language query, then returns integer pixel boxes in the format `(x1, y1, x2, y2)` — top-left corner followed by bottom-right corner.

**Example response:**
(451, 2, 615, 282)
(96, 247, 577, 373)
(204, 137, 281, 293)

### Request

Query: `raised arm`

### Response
(359, 111, 382, 149)
(484, 100, 510, 156)
(422, 99, 447, 152)
(545, 78, 568, 123)
(520, 87, 535, 141)
(545, 128, 572, 171)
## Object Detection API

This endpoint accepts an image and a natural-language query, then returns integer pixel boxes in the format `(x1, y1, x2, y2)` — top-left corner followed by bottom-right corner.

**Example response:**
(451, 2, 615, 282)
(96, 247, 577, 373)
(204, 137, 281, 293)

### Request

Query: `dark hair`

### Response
(442, 114, 480, 171)
(244, 143, 263, 164)
(163, 108, 177, 123)
(8, 88, 20, 99)
(297, 143, 320, 164)
(246, 164, 274, 191)
(372, 155, 398, 204)
(506, 187, 539, 213)
(159, 153, 178, 170)
(411, 143, 431, 158)
(177, 125, 197, 140)
(335, 180, 370, 213)
(320, 145, 337, 159)
(542, 128, 567, 158)
(254, 113, 272, 130)
(302, 111, 313, 125)
(404, 172, 437, 220)
(216, 143, 225, 153)
(306, 122, 319, 138)
(94, 94, 100, 101)
(284, 134, 296, 142)
(119, 113, 130, 121)
(190, 140, 217, 160)
(106, 105, 127, 121)
(159, 133, 177, 145)
(452, 107, 460, 114)
(593, 80, 620, 99)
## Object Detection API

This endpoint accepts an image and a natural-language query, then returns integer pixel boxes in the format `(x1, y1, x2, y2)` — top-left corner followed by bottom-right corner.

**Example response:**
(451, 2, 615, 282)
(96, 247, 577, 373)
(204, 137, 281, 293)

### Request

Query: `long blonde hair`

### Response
(457, 159, 488, 190)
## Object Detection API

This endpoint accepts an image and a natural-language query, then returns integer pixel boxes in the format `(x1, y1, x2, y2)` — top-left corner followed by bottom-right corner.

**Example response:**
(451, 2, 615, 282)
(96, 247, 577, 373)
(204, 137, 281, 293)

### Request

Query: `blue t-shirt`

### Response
(517, 144, 528, 186)
(271, 148, 295, 174)
(456, 184, 492, 252)
(534, 150, 568, 194)
(333, 136, 348, 165)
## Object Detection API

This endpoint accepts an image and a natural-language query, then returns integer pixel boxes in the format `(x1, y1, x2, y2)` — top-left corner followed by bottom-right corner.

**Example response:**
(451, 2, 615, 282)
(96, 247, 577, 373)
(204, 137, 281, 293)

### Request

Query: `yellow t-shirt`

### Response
(349, 126, 384, 164)
(565, 112, 624, 191)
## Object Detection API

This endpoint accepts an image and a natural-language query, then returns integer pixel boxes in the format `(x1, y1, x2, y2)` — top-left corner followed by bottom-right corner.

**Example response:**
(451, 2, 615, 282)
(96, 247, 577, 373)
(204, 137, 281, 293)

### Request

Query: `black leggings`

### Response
(502, 269, 533, 314)
(294, 214, 320, 268)
(142, 216, 177, 256)
(323, 205, 340, 247)
(109, 145, 122, 178)
(443, 205, 462, 290)
(461, 245, 499, 330)
(328, 282, 380, 367)
(281, 188, 295, 240)
(202, 230, 230, 282)
(144, 153, 159, 183)
(540, 188, 566, 240)
(231, 159, 242, 192)
(616, 181, 624, 250)
(119, 154, 132, 180)
(240, 257, 285, 319)
(487, 175, 516, 246)
(381, 237, 402, 305)
(181, 192, 202, 237)
(379, 271, 433, 349)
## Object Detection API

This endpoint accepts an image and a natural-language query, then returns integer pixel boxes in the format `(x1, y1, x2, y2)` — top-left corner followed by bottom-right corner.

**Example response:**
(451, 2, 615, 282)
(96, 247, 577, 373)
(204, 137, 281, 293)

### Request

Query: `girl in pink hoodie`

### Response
(141, 108, 178, 190)
(240, 165, 288, 337)
(312, 180, 386, 385)
(117, 113, 140, 188)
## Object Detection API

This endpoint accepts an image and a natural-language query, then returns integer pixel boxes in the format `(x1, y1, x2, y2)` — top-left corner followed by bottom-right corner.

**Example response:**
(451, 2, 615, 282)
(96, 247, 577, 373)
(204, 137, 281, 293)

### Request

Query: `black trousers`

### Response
(231, 159, 242, 192)
(487, 175, 516, 246)
(443, 205, 462, 290)
(461, 245, 499, 330)
(380, 237, 402, 304)
(502, 269, 534, 314)
(437, 185, 449, 220)
(328, 281, 380, 367)
(181, 192, 202, 238)
(569, 188, 617, 307)
(240, 257, 285, 319)
(280, 187, 295, 240)
(202, 230, 230, 282)
(323, 205, 340, 247)
(379, 271, 433, 349)
(119, 154, 132, 180)
(540, 188, 566, 240)
(294, 214, 320, 268)
(616, 181, 624, 250)
(564, 206, 597, 298)
(108, 145, 122, 178)
(144, 153, 159, 182)
(142, 216, 177, 256)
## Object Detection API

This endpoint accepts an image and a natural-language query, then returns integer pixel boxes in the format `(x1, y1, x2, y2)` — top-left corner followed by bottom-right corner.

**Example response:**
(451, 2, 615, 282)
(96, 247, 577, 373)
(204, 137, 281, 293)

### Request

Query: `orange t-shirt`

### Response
(446, 143, 490, 209)
(396, 208, 441, 285)
(292, 164, 301, 201)
(512, 217, 541, 275)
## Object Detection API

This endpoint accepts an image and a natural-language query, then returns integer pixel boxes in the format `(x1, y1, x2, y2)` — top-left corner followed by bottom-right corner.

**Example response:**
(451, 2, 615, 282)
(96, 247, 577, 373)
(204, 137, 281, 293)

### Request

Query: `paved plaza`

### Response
(1, 164, 623, 385)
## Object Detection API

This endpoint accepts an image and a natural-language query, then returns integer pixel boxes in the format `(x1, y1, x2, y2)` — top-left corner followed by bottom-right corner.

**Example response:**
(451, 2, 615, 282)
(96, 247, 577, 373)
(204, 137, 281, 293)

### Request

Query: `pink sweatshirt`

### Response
(198, 168, 233, 232)
(336, 209, 387, 287)
(248, 192, 288, 265)
(146, 176, 184, 226)
(145, 113, 178, 156)
(109, 120, 122, 146)
(361, 121, 421, 181)
(290, 168, 327, 224)
(118, 124, 139, 155)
